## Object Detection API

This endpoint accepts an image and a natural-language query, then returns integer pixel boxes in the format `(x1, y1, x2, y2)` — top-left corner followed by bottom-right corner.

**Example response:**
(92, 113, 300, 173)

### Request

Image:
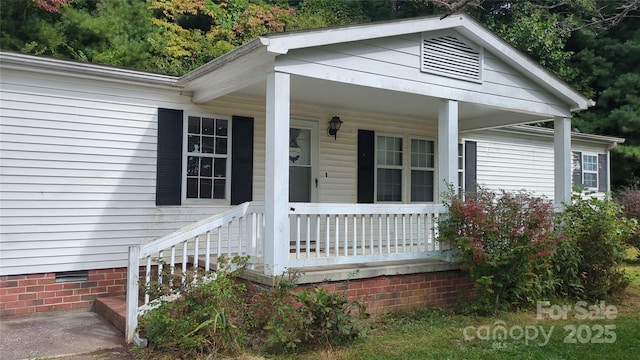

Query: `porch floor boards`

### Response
(248, 258, 458, 285)
(189, 254, 457, 286)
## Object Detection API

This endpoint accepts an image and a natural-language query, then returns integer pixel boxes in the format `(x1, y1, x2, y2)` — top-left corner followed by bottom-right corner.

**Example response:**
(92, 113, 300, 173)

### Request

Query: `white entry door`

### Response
(289, 119, 318, 250)
(289, 119, 318, 202)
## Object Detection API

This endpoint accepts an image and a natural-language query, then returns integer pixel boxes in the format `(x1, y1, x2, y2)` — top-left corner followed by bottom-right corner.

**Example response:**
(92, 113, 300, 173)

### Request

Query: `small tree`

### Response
(439, 188, 559, 314)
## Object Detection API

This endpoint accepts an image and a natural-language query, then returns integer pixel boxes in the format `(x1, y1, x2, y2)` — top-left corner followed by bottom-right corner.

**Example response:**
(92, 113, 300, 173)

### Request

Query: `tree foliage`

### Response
(1, 0, 638, 185)
(570, 16, 640, 187)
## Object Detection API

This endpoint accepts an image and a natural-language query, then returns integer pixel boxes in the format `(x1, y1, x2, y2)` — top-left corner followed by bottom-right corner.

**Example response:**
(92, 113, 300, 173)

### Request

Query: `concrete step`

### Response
(95, 295, 126, 334)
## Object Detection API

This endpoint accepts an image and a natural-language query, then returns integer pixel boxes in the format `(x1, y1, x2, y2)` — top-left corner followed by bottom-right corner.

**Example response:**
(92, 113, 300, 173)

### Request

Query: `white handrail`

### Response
(140, 202, 261, 257)
(288, 202, 446, 215)
(126, 201, 264, 343)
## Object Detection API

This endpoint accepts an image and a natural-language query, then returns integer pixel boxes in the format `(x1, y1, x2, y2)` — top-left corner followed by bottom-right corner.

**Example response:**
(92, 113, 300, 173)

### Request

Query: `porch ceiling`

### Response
(225, 75, 549, 131)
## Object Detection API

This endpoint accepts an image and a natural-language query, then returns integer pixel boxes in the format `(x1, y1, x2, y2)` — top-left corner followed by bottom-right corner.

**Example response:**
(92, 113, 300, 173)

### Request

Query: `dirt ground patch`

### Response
(56, 348, 136, 360)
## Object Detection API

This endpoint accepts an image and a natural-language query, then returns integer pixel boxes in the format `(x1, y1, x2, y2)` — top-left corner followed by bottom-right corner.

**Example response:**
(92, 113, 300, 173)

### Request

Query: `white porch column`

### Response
(438, 99, 459, 197)
(554, 116, 572, 208)
(264, 72, 290, 276)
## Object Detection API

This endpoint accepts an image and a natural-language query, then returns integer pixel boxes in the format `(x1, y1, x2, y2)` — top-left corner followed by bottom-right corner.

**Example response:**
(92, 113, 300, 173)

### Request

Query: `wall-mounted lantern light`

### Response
(327, 116, 343, 140)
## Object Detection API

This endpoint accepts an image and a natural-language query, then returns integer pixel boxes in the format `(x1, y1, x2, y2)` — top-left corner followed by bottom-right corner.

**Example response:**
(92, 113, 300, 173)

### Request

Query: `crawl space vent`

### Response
(55, 270, 88, 283)
(421, 35, 482, 82)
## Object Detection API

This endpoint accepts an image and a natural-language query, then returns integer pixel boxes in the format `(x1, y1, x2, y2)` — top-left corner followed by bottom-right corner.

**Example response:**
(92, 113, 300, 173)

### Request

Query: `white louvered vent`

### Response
(421, 35, 482, 82)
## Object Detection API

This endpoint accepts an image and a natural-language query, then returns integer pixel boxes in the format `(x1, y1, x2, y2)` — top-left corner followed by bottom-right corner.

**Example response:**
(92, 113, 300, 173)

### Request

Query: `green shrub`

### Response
(140, 261, 367, 357)
(556, 195, 635, 301)
(549, 236, 584, 298)
(294, 285, 367, 346)
(439, 188, 560, 314)
(249, 272, 367, 353)
(616, 186, 640, 253)
(249, 272, 302, 353)
(139, 256, 249, 358)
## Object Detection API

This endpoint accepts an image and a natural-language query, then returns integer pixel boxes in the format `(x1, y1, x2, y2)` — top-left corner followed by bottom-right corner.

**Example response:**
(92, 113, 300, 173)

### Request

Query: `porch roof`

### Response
(179, 13, 592, 126)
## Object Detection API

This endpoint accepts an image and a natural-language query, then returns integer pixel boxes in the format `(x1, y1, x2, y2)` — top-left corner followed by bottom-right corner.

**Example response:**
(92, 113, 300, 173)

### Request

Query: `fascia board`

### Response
(261, 14, 467, 54)
(454, 21, 591, 112)
(470, 125, 625, 146)
(0, 51, 181, 90)
(178, 38, 267, 85)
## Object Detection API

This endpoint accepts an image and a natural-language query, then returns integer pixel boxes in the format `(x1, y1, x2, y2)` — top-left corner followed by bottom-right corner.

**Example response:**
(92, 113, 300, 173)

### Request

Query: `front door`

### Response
(289, 119, 318, 202)
(289, 119, 318, 251)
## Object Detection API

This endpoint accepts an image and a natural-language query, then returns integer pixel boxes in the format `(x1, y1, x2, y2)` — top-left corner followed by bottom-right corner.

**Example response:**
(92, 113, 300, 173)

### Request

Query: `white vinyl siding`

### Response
(462, 130, 614, 203)
(462, 132, 556, 201)
(0, 70, 250, 276)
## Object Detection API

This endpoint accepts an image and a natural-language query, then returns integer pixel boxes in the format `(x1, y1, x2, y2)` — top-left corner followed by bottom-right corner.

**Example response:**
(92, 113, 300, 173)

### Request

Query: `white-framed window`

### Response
(184, 114, 230, 201)
(410, 138, 435, 202)
(374, 134, 436, 202)
(376, 135, 403, 201)
(582, 153, 598, 189)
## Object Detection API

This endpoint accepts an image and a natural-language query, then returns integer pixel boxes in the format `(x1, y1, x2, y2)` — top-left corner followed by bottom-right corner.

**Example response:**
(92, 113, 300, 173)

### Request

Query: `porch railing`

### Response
(125, 202, 264, 343)
(287, 203, 449, 267)
(125, 202, 449, 343)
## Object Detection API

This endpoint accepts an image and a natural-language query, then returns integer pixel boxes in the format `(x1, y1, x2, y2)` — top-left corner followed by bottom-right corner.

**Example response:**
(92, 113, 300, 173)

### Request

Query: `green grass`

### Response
(273, 252, 640, 360)
(135, 252, 640, 360)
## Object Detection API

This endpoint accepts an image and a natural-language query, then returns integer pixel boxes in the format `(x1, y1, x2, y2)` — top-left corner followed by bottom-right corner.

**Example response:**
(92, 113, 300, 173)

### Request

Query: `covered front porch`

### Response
(126, 15, 591, 342)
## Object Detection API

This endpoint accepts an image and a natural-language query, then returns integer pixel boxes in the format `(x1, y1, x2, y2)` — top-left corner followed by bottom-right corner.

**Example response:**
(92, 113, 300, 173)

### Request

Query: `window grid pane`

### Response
(186, 116, 228, 199)
(411, 170, 434, 202)
(410, 139, 435, 202)
(583, 155, 598, 188)
(584, 173, 598, 188)
(377, 169, 402, 201)
(377, 135, 402, 166)
(583, 155, 597, 172)
(376, 135, 403, 201)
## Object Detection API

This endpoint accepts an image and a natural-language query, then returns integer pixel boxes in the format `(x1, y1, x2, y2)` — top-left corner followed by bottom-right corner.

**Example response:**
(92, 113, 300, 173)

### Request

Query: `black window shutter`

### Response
(156, 108, 183, 205)
(231, 116, 254, 205)
(598, 154, 608, 192)
(572, 151, 582, 186)
(357, 130, 375, 203)
(464, 140, 477, 193)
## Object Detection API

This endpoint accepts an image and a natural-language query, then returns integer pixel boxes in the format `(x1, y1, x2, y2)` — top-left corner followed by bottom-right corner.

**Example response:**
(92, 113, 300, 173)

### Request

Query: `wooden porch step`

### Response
(95, 295, 127, 334)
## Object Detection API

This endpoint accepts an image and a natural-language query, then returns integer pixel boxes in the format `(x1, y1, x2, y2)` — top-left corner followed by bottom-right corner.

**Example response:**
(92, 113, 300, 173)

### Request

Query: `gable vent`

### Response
(421, 35, 482, 83)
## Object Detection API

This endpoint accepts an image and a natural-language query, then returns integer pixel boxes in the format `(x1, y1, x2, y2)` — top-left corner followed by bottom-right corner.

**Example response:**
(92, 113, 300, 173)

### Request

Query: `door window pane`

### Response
(289, 127, 312, 202)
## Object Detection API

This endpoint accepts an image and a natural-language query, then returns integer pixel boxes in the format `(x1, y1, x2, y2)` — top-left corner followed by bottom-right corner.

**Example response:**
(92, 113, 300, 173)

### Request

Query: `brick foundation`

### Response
(0, 268, 127, 319)
(300, 270, 474, 316)
(2, 267, 471, 321)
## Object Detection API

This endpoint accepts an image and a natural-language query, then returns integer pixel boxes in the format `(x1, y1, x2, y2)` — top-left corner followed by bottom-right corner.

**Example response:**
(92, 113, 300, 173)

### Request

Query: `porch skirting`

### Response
(243, 262, 472, 316)
(327, 270, 472, 315)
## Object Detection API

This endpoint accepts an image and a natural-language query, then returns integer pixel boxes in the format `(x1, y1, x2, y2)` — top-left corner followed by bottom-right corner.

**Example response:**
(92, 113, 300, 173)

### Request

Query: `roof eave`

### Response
(481, 125, 626, 146)
(261, 14, 467, 54)
(0, 51, 181, 89)
(178, 38, 269, 86)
